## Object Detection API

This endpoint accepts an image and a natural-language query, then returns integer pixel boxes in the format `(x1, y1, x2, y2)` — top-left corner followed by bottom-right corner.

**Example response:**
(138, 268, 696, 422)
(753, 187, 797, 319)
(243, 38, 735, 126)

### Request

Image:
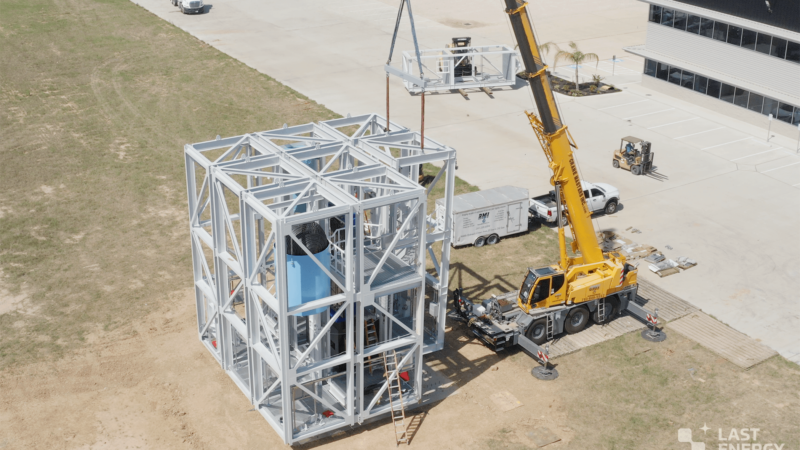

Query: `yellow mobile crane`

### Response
(454, 1, 656, 351)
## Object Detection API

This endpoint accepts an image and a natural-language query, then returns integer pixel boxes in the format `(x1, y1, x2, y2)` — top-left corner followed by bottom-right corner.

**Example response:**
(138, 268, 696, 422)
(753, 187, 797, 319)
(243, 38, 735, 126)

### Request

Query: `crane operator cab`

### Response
(613, 136, 654, 176)
(518, 267, 566, 312)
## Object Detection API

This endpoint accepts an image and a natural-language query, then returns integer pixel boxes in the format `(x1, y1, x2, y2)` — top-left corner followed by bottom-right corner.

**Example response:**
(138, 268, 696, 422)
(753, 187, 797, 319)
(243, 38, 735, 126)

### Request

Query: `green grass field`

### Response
(0, 0, 340, 365)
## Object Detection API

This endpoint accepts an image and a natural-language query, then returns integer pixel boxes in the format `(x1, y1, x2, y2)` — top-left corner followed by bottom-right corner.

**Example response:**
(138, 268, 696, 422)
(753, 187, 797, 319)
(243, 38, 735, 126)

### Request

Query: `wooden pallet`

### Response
(668, 312, 777, 369)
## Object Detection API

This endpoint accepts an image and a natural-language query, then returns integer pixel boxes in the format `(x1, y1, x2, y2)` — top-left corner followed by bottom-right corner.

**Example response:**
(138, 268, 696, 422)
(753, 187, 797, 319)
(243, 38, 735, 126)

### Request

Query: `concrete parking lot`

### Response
(133, 0, 800, 363)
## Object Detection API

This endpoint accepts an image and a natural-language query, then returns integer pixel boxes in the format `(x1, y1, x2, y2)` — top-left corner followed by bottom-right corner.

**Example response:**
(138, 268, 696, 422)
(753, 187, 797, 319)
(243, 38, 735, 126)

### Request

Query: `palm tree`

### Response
(539, 41, 599, 91)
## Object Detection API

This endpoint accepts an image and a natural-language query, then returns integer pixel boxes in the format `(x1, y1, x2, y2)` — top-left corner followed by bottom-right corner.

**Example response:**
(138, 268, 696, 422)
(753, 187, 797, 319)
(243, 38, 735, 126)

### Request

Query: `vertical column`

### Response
(242, 201, 261, 405)
(437, 155, 456, 350)
(414, 195, 426, 400)
(210, 169, 233, 371)
(184, 153, 206, 337)
(275, 219, 293, 444)
(344, 204, 355, 425)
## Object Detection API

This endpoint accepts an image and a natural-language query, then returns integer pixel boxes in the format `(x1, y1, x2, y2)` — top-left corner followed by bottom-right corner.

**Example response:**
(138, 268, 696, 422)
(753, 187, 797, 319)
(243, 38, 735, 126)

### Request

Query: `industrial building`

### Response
(625, 0, 800, 136)
(183, 114, 456, 445)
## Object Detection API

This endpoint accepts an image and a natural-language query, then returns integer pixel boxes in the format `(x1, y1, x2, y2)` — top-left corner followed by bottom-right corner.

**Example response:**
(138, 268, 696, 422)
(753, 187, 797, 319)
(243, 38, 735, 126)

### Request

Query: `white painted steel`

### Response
(184, 114, 456, 445)
(389, 45, 521, 93)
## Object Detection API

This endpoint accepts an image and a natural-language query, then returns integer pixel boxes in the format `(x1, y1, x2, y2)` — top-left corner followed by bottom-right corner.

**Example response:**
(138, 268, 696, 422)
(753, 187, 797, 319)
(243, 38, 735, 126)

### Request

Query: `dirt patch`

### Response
(0, 269, 33, 317)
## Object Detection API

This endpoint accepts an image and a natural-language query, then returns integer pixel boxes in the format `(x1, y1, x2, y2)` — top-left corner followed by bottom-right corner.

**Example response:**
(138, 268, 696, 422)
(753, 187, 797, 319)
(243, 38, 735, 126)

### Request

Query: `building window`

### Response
(733, 88, 749, 108)
(755, 33, 772, 55)
(656, 62, 669, 80)
(644, 59, 657, 77)
(680, 70, 695, 89)
(686, 15, 701, 34)
(747, 93, 764, 113)
(719, 84, 735, 103)
(699, 18, 714, 38)
(661, 9, 674, 27)
(668, 67, 682, 84)
(787, 41, 800, 63)
(707, 79, 722, 98)
(649, 4, 662, 23)
(643, 59, 800, 123)
(673, 11, 687, 31)
(763, 97, 779, 117)
(771, 37, 788, 58)
(650, 6, 800, 65)
(727, 26, 742, 46)
(777, 103, 794, 123)
(741, 29, 758, 50)
(712, 22, 728, 42)
(693, 75, 708, 94)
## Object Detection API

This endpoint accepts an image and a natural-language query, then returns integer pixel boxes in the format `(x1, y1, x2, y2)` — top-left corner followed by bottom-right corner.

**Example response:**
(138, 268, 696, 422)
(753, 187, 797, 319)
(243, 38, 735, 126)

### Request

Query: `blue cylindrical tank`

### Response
(286, 223, 331, 317)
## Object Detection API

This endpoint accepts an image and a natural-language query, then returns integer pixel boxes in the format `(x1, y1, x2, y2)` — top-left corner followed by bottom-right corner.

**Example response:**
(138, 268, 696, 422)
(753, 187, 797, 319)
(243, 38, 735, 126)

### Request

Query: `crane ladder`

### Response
(383, 349, 409, 446)
(597, 299, 606, 323)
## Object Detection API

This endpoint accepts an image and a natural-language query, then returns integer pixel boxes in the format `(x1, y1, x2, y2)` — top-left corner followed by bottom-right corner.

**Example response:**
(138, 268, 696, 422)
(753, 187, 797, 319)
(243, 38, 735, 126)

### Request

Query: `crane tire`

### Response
(526, 318, 548, 345)
(565, 306, 590, 334)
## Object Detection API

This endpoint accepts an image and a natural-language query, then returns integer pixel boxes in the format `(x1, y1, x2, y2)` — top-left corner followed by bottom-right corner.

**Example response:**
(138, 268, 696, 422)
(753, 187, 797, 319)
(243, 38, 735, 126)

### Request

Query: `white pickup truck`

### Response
(529, 181, 620, 225)
(171, 0, 204, 14)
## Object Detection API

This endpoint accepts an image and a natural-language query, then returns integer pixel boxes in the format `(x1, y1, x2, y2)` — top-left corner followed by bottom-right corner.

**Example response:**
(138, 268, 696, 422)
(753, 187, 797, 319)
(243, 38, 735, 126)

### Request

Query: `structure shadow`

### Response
(297, 315, 513, 449)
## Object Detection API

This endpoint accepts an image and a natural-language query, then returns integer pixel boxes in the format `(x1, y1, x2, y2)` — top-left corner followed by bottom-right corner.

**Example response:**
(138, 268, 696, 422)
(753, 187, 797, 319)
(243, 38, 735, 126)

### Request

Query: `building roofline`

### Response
(639, 0, 800, 42)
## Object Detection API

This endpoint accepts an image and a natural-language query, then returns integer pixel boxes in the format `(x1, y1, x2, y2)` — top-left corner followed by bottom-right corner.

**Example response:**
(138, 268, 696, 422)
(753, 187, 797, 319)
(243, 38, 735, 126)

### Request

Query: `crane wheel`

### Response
(474, 236, 486, 248)
(565, 307, 590, 334)
(612, 159, 620, 169)
(592, 297, 620, 324)
(526, 318, 548, 345)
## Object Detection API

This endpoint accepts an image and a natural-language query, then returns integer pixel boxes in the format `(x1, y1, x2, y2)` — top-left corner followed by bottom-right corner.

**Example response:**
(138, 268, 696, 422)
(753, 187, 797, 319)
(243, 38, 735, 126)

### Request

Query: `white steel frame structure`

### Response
(386, 45, 521, 93)
(184, 114, 456, 445)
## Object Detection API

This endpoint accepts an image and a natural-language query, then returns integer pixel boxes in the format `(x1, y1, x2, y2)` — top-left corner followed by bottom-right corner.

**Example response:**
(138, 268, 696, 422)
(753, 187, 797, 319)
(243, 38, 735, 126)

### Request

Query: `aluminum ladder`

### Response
(365, 318, 379, 374)
(383, 349, 409, 446)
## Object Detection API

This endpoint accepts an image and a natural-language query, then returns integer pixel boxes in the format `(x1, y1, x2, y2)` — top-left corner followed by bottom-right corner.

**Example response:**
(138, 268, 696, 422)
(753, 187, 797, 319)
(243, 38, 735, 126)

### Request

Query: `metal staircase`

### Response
(383, 349, 409, 446)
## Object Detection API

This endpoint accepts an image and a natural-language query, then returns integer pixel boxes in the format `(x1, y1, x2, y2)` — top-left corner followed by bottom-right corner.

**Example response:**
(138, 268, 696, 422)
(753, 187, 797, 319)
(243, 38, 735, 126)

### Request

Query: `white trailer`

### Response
(436, 185, 529, 248)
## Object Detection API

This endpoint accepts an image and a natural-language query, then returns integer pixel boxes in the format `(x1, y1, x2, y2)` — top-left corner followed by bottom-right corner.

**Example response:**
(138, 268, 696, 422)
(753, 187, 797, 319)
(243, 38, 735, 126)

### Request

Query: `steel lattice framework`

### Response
(184, 114, 455, 445)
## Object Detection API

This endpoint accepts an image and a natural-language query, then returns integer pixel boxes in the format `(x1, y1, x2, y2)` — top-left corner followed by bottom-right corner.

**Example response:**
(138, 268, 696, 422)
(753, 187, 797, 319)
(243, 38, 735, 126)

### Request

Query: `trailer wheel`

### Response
(592, 297, 620, 324)
(526, 318, 548, 345)
(487, 234, 499, 245)
(565, 307, 590, 334)
(612, 159, 620, 169)
(474, 236, 486, 247)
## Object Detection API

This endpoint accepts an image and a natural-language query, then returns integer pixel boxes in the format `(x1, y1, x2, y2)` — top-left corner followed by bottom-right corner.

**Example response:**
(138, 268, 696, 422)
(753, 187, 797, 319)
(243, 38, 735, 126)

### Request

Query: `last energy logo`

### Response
(678, 425, 786, 449)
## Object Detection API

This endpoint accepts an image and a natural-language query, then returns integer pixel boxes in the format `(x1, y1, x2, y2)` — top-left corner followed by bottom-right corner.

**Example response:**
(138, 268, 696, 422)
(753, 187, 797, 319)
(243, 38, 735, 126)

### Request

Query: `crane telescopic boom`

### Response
(503, 0, 603, 266)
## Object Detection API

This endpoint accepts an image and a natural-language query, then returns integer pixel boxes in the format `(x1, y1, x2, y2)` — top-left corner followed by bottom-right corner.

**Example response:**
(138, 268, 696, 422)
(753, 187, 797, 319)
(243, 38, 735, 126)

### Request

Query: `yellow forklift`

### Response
(613, 136, 654, 176)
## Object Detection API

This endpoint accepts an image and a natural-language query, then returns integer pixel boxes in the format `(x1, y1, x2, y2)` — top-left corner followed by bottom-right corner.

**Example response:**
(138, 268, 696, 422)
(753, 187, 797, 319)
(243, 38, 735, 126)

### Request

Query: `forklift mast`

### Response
(503, 0, 603, 265)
